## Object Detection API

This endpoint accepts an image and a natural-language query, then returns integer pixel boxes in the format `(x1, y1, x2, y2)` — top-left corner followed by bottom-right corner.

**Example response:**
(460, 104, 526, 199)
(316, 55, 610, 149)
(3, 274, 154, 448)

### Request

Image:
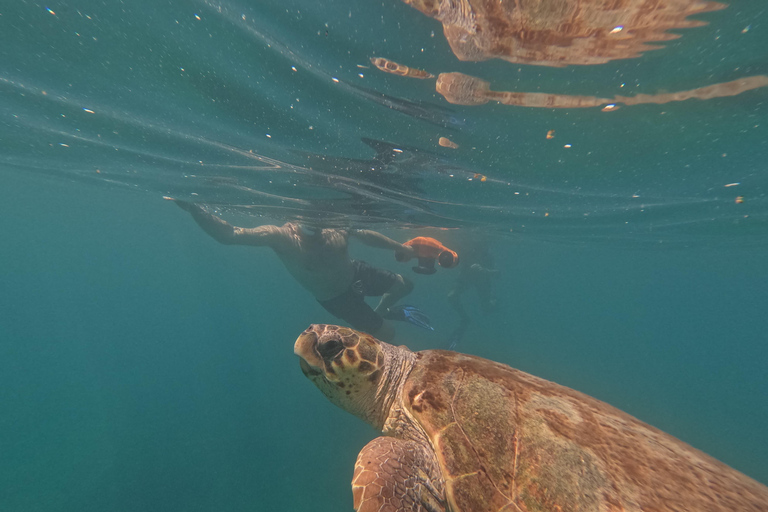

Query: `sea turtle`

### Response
(295, 324, 768, 512)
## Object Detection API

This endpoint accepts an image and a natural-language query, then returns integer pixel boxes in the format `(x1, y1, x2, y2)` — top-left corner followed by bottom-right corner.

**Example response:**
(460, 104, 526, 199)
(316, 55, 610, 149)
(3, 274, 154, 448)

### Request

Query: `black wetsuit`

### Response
(318, 260, 398, 333)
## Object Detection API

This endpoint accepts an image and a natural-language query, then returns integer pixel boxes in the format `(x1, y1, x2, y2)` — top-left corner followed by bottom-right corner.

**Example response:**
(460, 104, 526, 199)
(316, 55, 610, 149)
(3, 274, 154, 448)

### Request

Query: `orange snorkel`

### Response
(396, 237, 459, 275)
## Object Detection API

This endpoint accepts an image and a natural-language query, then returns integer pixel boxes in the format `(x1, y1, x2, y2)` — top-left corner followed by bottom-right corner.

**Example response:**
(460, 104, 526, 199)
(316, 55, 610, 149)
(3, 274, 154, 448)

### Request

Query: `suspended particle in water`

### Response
(546, 130, 555, 139)
(735, 196, 744, 204)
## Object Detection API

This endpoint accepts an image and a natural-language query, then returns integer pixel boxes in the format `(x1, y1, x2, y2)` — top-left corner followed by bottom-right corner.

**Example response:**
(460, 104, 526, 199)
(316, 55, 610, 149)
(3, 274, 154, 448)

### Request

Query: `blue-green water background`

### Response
(2, 0, 767, 510)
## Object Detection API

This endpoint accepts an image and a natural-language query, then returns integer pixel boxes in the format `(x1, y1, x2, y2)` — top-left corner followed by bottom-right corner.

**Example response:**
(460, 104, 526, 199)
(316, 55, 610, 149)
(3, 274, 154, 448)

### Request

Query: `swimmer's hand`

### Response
(470, 263, 499, 274)
(163, 196, 196, 213)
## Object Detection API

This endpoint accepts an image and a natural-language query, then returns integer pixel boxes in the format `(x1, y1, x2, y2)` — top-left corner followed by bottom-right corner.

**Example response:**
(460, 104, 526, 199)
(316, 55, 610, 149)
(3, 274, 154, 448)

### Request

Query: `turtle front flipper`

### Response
(352, 436, 445, 512)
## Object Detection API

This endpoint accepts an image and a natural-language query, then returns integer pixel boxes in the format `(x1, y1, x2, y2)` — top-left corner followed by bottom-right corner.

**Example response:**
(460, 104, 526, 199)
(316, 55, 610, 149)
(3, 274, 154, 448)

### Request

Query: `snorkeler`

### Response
(445, 235, 499, 349)
(165, 197, 433, 341)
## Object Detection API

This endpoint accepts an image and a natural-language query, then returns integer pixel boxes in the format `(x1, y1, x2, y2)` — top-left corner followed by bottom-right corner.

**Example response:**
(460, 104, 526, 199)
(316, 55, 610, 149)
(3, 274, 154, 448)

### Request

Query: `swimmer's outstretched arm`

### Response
(349, 229, 415, 258)
(164, 197, 284, 247)
(470, 263, 499, 274)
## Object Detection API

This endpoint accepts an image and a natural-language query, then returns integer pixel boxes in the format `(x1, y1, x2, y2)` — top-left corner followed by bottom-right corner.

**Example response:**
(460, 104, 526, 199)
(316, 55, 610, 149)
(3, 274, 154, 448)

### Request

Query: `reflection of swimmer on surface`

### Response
(436, 72, 768, 109)
(446, 236, 499, 349)
(165, 197, 434, 341)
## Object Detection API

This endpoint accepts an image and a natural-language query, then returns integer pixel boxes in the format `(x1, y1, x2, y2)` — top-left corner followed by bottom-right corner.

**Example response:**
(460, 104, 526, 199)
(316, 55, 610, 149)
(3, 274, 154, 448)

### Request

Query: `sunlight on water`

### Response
(2, 1, 766, 245)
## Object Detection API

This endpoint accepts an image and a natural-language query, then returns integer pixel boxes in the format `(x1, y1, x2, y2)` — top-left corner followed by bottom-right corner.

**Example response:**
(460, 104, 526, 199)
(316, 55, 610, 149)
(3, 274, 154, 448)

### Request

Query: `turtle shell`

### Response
(402, 0, 727, 66)
(402, 349, 768, 511)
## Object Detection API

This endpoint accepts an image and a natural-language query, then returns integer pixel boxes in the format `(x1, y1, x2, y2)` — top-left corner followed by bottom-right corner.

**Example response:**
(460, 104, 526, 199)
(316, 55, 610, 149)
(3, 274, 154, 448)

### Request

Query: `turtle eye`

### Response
(317, 337, 344, 361)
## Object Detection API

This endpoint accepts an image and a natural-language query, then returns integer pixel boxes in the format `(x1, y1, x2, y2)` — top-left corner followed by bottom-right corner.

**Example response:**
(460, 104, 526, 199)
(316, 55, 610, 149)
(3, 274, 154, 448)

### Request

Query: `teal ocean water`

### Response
(1, 1, 767, 510)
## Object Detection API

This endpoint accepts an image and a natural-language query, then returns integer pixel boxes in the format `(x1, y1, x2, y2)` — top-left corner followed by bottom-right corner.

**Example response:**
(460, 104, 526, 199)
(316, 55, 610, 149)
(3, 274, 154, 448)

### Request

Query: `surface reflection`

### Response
(402, 0, 726, 66)
(370, 57, 434, 78)
(436, 72, 768, 108)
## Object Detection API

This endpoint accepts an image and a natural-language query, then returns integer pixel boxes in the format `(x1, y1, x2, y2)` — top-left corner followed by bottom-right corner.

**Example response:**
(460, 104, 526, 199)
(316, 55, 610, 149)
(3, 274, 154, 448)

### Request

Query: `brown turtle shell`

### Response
(402, 0, 727, 66)
(402, 349, 768, 512)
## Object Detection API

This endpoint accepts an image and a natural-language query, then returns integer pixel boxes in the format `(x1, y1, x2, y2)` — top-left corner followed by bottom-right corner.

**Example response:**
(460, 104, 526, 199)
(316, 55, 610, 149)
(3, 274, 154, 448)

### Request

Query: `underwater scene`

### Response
(1, 0, 767, 510)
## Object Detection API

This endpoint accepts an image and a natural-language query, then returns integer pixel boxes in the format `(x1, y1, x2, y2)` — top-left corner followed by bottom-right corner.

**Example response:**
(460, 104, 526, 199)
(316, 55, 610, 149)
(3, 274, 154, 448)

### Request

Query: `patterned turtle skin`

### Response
(295, 324, 768, 512)
(401, 0, 727, 66)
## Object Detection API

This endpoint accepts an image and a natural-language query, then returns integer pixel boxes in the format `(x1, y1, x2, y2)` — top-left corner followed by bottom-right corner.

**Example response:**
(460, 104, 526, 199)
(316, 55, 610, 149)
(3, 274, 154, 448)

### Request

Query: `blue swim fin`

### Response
(384, 305, 434, 331)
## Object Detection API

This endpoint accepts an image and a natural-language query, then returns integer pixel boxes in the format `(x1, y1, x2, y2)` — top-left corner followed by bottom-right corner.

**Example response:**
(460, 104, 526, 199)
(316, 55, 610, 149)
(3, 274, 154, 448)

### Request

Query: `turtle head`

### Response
(295, 324, 407, 428)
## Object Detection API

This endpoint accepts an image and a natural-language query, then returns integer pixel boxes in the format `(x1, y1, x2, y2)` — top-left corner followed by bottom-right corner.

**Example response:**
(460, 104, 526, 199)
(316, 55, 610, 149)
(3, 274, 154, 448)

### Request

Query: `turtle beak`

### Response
(295, 325, 324, 376)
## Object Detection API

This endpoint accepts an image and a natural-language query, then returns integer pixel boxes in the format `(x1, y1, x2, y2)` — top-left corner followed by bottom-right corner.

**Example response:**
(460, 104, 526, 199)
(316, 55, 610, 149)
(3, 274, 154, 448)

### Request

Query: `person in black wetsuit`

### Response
(166, 197, 431, 341)
(446, 235, 499, 349)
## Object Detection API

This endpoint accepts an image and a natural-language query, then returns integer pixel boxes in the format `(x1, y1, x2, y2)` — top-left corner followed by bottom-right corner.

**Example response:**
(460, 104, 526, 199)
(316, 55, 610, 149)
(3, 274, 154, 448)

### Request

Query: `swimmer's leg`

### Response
(446, 321, 469, 350)
(319, 290, 395, 342)
(447, 287, 470, 323)
(374, 274, 413, 315)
